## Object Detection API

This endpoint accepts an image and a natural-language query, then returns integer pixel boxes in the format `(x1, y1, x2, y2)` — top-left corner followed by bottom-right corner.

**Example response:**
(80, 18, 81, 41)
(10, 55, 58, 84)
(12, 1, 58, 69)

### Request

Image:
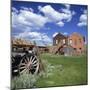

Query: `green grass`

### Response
(36, 53, 88, 87)
(11, 53, 87, 89)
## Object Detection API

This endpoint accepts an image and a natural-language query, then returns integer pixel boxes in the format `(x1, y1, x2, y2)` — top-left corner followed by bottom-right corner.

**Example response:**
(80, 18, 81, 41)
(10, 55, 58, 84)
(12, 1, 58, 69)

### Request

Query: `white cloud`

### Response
(12, 7, 18, 13)
(56, 21, 64, 27)
(38, 5, 62, 22)
(77, 10, 87, 27)
(64, 4, 70, 9)
(12, 7, 52, 46)
(15, 31, 52, 46)
(21, 7, 34, 12)
(38, 4, 75, 26)
(38, 6, 42, 11)
(12, 7, 48, 31)
(12, 5, 75, 31)
(12, 5, 75, 46)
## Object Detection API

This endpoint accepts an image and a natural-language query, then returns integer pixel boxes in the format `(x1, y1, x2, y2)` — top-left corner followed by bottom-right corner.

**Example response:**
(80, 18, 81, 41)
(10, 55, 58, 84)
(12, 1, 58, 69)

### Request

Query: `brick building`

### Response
(52, 32, 85, 56)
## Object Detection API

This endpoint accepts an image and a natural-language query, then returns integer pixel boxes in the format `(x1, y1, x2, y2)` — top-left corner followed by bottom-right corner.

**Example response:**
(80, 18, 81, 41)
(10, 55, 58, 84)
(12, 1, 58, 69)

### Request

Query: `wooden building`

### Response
(12, 38, 49, 53)
(11, 38, 34, 52)
(53, 33, 67, 46)
(38, 46, 49, 53)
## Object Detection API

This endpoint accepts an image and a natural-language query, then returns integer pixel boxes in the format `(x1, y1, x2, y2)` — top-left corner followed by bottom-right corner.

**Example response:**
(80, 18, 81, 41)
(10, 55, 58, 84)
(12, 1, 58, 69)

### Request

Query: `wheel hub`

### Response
(27, 62, 32, 70)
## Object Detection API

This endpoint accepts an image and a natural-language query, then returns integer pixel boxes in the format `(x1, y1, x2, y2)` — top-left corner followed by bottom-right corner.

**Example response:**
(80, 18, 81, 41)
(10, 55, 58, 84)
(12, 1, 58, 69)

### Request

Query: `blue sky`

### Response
(12, 1, 88, 46)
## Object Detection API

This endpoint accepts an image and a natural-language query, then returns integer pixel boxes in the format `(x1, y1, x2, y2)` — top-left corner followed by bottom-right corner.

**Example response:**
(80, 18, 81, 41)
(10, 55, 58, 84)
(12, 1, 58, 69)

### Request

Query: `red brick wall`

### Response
(68, 33, 85, 54)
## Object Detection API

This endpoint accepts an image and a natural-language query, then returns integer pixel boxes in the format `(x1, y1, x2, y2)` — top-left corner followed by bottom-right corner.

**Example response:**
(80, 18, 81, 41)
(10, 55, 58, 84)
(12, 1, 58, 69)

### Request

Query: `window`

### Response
(79, 48, 81, 50)
(63, 39, 65, 44)
(74, 48, 76, 50)
(69, 39, 72, 45)
(56, 40, 58, 44)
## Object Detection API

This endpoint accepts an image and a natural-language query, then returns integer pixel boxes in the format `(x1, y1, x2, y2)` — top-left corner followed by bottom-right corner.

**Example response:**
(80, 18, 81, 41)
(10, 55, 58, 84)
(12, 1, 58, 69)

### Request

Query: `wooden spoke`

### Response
(27, 57, 30, 63)
(30, 56, 33, 62)
(20, 66, 26, 70)
(33, 60, 38, 64)
(31, 56, 36, 62)
(20, 63, 26, 66)
(20, 68, 27, 74)
(33, 63, 38, 67)
(24, 57, 28, 64)
(19, 54, 39, 74)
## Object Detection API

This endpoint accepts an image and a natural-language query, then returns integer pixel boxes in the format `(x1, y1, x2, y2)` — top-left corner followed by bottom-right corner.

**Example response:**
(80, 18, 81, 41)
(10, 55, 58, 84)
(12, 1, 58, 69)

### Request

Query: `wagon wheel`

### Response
(19, 54, 39, 74)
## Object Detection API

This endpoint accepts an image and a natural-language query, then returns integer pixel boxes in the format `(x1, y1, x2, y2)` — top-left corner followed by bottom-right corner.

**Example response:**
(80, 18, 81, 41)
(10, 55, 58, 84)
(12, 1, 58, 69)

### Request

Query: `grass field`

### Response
(36, 53, 87, 87)
(11, 53, 87, 89)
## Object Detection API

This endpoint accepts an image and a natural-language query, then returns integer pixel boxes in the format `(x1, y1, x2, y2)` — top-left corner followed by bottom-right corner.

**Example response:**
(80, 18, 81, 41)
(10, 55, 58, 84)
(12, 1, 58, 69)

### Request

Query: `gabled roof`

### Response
(53, 32, 66, 38)
(53, 32, 59, 38)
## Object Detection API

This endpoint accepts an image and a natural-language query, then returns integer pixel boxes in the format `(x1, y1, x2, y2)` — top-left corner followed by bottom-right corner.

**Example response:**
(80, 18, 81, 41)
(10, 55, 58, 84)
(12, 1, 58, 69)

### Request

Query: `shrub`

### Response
(11, 74, 38, 90)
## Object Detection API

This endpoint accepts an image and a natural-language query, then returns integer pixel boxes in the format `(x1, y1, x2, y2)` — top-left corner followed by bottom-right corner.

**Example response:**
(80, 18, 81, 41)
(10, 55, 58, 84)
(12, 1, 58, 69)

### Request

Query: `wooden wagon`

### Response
(12, 38, 43, 76)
